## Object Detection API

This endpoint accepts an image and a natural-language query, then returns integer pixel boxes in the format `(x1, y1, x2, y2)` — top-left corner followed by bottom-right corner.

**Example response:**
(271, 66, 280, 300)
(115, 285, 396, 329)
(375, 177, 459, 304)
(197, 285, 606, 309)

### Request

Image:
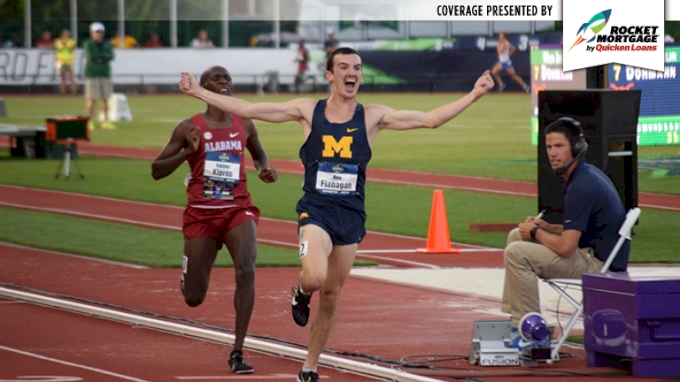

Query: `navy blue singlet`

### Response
(299, 99, 372, 212)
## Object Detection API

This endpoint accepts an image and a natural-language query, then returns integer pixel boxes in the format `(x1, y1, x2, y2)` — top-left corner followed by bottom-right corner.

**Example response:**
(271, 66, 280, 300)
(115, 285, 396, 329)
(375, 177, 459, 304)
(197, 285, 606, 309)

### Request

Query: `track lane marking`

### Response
(0, 346, 149, 382)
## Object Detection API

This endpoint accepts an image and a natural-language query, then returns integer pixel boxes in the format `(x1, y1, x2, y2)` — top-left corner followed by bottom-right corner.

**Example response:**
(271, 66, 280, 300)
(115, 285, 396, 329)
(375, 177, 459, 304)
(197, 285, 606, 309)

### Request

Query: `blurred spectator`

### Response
(323, 28, 339, 59)
(54, 29, 77, 96)
(84, 22, 116, 130)
(35, 30, 54, 48)
(322, 29, 338, 92)
(294, 40, 309, 94)
(190, 30, 214, 49)
(111, 31, 140, 48)
(144, 33, 164, 48)
(6, 33, 24, 48)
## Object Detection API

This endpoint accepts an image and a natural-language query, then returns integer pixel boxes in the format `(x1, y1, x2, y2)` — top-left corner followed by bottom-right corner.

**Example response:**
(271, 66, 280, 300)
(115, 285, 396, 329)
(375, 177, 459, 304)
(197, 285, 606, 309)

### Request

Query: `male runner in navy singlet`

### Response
(179, 49, 493, 382)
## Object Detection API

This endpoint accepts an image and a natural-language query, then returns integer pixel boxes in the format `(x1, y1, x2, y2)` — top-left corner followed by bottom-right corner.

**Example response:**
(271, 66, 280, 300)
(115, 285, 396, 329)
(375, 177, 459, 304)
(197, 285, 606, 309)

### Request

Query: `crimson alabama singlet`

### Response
(186, 113, 252, 208)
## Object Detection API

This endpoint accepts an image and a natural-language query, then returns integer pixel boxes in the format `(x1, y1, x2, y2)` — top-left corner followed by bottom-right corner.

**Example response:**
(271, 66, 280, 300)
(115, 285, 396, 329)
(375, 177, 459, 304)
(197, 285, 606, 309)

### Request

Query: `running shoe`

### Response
(291, 285, 312, 327)
(228, 350, 254, 374)
(297, 370, 319, 382)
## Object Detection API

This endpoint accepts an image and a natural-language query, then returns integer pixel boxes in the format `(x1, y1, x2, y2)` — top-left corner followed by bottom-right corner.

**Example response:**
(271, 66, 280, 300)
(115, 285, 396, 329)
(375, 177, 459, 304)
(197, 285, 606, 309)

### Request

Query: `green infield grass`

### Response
(0, 207, 376, 268)
(2, 93, 678, 194)
(0, 155, 677, 263)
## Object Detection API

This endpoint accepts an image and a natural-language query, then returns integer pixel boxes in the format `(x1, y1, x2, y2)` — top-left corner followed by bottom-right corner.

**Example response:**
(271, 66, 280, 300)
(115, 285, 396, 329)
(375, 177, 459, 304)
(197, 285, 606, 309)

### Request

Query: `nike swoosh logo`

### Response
(346, 128, 359, 133)
(229, 133, 239, 138)
(518, 339, 532, 348)
(245, 211, 254, 216)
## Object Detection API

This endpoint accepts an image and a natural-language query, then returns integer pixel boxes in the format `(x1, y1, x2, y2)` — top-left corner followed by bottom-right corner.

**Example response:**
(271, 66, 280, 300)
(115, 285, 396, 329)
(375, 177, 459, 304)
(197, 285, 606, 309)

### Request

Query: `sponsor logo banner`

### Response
(563, 0, 665, 71)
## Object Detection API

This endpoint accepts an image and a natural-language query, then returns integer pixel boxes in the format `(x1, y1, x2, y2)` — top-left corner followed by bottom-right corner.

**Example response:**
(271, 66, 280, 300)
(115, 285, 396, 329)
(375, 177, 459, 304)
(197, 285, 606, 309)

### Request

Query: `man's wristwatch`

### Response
(530, 225, 540, 241)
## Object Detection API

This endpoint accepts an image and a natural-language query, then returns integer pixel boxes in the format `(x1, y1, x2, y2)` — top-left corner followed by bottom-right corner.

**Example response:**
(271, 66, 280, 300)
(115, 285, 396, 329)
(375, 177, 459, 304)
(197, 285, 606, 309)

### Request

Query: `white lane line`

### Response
(175, 375, 324, 380)
(0, 201, 496, 254)
(0, 377, 82, 382)
(0, 345, 150, 382)
(0, 300, 25, 304)
(639, 203, 680, 212)
(0, 185, 185, 211)
(0, 241, 148, 269)
(356, 254, 441, 269)
(357, 248, 502, 253)
(0, 202, 300, 250)
(2, 166, 677, 212)
(0, 288, 443, 382)
(0, 202, 181, 232)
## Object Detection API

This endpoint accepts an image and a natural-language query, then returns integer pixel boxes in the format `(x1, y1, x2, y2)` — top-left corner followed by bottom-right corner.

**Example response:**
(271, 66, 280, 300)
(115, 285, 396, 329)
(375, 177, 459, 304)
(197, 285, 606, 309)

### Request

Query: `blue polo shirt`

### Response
(563, 160, 629, 271)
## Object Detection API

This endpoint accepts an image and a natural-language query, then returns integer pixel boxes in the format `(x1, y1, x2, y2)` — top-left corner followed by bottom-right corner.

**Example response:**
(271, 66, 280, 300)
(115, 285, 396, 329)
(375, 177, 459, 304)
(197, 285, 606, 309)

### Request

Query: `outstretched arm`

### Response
(151, 120, 198, 180)
(179, 72, 308, 124)
(243, 118, 278, 183)
(374, 70, 494, 131)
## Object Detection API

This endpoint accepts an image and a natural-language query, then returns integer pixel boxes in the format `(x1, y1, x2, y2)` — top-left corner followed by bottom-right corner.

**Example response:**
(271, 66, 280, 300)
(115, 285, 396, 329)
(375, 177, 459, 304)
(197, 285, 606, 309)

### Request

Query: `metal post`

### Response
(70, 0, 78, 44)
(221, 0, 229, 47)
(64, 148, 71, 179)
(170, 0, 178, 48)
(118, 0, 125, 48)
(274, 0, 280, 49)
(24, 0, 31, 48)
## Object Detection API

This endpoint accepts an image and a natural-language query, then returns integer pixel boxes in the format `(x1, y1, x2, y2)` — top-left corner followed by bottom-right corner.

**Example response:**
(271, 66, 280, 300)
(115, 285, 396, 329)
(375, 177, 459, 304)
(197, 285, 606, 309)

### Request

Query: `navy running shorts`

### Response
(295, 197, 366, 245)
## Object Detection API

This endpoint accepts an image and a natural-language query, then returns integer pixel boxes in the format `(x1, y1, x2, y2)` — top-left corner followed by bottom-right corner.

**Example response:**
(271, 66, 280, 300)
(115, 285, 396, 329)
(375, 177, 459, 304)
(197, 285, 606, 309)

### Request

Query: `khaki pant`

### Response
(501, 228, 603, 326)
(85, 77, 113, 100)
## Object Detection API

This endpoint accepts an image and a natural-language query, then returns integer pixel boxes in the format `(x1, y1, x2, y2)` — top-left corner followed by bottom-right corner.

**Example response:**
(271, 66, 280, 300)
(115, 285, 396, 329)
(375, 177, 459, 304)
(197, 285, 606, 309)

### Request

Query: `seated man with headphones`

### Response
(501, 117, 630, 349)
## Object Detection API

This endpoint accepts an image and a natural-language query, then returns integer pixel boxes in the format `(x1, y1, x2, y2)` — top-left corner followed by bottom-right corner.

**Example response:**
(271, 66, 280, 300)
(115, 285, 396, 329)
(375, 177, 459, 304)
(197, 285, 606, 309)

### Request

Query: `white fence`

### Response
(0, 48, 317, 86)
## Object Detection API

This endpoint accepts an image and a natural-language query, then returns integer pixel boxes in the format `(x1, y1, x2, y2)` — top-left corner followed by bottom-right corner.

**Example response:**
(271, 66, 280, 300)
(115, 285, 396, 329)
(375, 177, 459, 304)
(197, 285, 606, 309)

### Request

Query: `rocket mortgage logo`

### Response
(563, 0, 664, 71)
(569, 9, 659, 53)
(568, 10, 612, 51)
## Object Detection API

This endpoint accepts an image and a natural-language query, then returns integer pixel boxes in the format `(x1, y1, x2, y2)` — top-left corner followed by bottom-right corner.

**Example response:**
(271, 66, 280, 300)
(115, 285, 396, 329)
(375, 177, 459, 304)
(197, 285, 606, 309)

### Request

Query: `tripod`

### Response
(55, 138, 84, 180)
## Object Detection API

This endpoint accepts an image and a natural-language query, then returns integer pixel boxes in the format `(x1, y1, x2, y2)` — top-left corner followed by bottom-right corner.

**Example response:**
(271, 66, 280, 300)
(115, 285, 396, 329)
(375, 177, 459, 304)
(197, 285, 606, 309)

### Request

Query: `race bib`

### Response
(203, 152, 240, 200)
(315, 162, 358, 195)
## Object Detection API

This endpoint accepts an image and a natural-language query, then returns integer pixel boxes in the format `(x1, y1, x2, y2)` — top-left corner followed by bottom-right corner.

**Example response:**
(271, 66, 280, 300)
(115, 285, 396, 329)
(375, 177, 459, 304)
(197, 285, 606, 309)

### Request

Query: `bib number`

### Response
(203, 152, 240, 200)
(315, 162, 358, 196)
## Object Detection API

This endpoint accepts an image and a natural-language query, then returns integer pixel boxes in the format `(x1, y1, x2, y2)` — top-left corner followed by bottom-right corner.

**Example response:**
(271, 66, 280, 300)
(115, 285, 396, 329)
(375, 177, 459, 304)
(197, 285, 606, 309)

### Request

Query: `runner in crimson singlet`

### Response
(151, 65, 277, 374)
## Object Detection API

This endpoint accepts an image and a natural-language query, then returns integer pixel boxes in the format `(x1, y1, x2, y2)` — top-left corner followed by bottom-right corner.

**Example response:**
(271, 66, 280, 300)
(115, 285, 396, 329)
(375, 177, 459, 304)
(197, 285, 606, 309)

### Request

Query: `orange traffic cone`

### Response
(417, 190, 461, 254)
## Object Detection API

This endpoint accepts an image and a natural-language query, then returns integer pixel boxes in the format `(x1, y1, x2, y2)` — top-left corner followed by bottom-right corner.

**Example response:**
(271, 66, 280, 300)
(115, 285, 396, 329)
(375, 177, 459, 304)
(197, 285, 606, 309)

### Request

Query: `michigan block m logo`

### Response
(322, 136, 353, 158)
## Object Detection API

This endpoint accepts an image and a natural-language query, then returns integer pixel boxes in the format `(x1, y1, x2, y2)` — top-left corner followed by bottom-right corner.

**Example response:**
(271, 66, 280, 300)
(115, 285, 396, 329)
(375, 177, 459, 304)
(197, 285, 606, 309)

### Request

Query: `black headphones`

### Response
(563, 117, 588, 159)
(547, 117, 588, 175)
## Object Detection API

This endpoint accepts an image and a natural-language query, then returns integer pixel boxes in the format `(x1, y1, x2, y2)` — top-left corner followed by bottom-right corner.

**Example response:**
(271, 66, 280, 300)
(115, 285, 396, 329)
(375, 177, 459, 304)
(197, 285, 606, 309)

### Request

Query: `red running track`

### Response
(1, 242, 651, 382)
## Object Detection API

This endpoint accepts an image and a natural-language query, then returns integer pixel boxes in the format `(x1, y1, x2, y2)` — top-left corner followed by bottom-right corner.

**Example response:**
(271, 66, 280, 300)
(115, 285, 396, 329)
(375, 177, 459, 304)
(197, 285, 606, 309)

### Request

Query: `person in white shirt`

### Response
(491, 32, 529, 93)
(190, 30, 214, 49)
